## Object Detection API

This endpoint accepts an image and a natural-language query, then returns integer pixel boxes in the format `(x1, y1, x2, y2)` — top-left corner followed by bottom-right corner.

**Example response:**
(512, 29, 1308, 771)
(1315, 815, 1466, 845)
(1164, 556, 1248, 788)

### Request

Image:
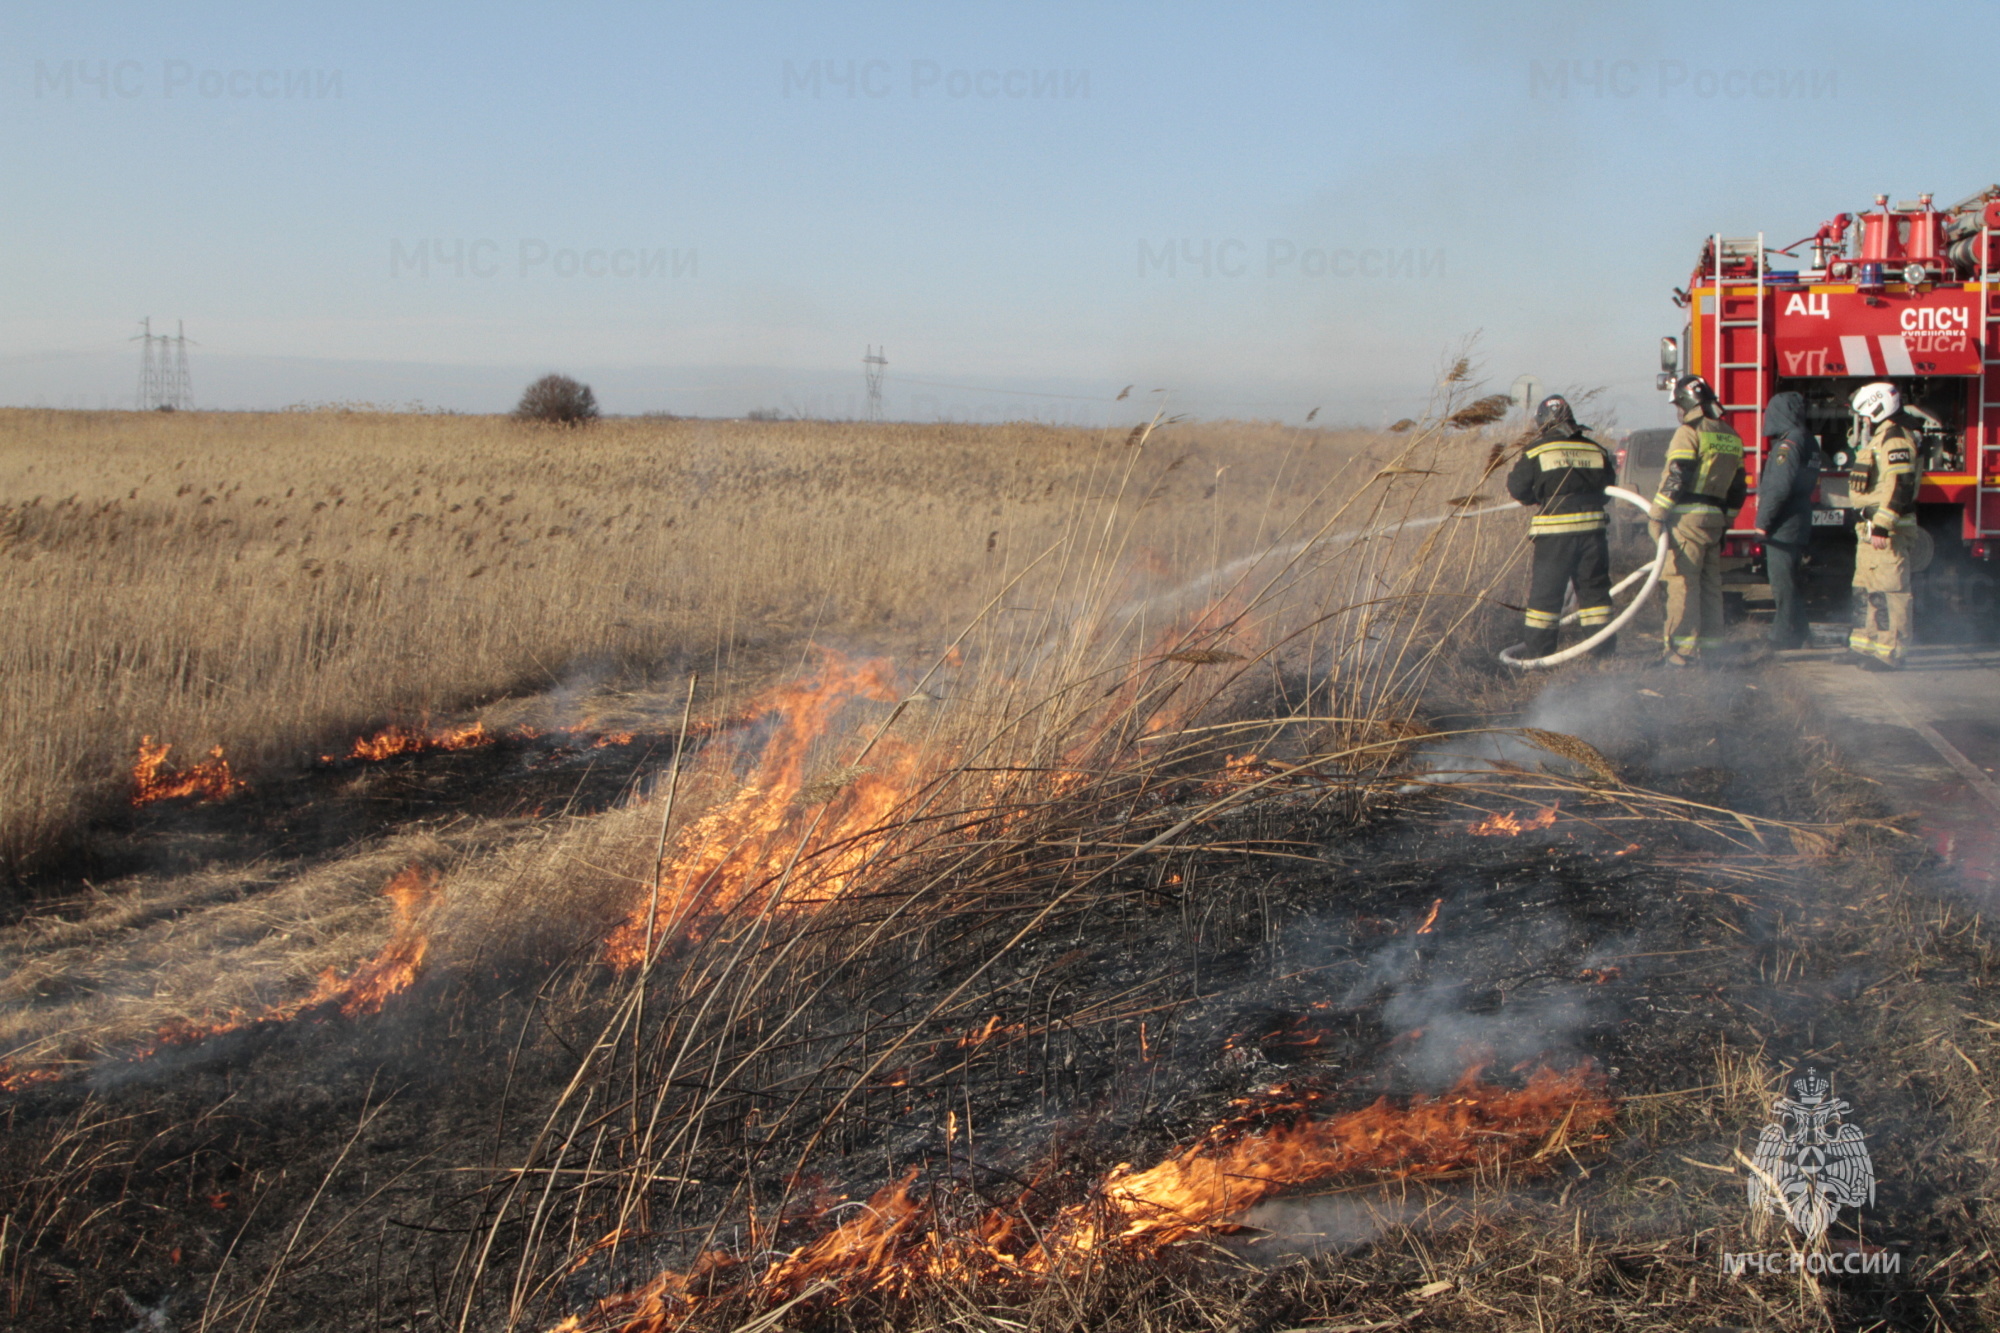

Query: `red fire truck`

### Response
(1646, 185, 2000, 597)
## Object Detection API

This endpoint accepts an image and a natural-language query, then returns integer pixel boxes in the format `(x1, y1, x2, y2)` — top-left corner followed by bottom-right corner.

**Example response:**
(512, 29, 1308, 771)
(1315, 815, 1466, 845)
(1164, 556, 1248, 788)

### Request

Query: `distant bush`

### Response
(514, 374, 599, 426)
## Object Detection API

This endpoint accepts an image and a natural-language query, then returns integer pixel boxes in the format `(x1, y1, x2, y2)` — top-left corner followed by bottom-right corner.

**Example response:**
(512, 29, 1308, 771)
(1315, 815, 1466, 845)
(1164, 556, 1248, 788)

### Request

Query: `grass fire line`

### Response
(47, 627, 1316, 1093)
(558, 1068, 1614, 1329)
(596, 558, 1269, 976)
(127, 715, 685, 810)
(130, 735, 242, 806)
(0, 865, 439, 1089)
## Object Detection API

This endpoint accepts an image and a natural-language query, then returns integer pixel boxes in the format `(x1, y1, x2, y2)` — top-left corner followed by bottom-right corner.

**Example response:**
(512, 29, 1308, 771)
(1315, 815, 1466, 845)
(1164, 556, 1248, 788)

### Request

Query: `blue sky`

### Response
(2, 1, 1994, 426)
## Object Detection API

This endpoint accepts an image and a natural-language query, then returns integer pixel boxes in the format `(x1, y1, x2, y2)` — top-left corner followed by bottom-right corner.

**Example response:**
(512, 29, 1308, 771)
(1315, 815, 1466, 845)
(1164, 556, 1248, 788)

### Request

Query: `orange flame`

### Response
(335, 720, 492, 763)
(1215, 753, 1278, 788)
(603, 652, 920, 970)
(4, 866, 440, 1093)
(1413, 898, 1442, 934)
(0, 1062, 67, 1093)
(1067, 1066, 1608, 1252)
(1467, 805, 1558, 837)
(131, 736, 244, 806)
(298, 865, 438, 1018)
(143, 864, 439, 1049)
(560, 1067, 1612, 1330)
(134, 864, 438, 1055)
(143, 711, 655, 804)
(322, 715, 677, 765)
(1205, 750, 1325, 798)
(957, 1016, 1027, 1049)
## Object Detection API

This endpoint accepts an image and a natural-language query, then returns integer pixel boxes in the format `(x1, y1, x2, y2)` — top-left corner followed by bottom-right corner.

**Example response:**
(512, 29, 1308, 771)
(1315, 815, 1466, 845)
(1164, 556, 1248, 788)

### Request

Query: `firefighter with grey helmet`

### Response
(1846, 381, 1919, 668)
(1647, 374, 1747, 665)
(1506, 395, 1617, 659)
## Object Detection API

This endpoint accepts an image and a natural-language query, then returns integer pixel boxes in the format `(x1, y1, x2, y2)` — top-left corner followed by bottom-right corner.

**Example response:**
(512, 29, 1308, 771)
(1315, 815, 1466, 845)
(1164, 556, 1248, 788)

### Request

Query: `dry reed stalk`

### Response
(1517, 727, 1623, 784)
(1787, 825, 1837, 860)
(1159, 649, 1244, 666)
(1445, 396, 1512, 429)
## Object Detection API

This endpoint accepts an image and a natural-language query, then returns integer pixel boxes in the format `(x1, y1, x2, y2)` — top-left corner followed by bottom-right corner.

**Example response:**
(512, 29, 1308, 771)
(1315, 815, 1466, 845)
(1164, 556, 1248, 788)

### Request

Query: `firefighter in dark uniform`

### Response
(1846, 381, 1919, 667)
(1648, 375, 1747, 665)
(1755, 390, 1823, 651)
(1507, 395, 1616, 659)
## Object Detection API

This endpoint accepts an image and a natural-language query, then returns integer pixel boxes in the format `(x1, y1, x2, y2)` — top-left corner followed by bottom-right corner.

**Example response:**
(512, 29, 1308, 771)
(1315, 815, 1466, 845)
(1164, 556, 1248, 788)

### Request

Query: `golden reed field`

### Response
(4, 401, 1999, 1333)
(0, 407, 1485, 879)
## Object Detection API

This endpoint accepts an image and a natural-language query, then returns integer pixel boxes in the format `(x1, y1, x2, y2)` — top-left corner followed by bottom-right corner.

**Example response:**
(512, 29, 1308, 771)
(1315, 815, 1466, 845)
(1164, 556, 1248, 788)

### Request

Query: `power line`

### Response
(891, 374, 1121, 402)
(890, 375, 1311, 409)
(862, 345, 887, 420)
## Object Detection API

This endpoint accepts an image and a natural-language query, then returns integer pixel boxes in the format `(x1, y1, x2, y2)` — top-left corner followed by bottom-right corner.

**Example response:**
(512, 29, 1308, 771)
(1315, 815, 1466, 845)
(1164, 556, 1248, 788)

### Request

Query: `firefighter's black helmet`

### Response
(1667, 374, 1720, 417)
(1534, 395, 1578, 433)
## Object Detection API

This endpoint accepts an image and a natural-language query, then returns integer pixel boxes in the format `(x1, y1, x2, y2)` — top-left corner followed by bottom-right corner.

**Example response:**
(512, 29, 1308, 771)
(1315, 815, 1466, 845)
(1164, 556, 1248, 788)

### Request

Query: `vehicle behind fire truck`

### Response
(1657, 185, 2000, 607)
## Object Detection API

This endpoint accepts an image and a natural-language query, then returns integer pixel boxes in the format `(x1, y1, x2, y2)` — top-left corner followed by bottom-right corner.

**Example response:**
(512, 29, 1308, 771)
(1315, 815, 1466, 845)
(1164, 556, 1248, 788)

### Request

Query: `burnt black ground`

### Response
(3, 657, 1998, 1332)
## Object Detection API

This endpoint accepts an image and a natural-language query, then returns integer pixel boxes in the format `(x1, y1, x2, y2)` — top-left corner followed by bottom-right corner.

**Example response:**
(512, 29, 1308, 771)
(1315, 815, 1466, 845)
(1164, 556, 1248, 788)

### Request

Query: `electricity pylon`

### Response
(863, 346, 887, 420)
(132, 318, 194, 410)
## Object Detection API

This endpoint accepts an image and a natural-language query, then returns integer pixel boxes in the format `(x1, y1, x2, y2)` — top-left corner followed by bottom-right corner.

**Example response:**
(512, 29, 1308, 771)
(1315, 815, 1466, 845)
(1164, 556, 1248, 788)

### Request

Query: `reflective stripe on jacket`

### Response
(1506, 430, 1613, 536)
(1650, 412, 1746, 518)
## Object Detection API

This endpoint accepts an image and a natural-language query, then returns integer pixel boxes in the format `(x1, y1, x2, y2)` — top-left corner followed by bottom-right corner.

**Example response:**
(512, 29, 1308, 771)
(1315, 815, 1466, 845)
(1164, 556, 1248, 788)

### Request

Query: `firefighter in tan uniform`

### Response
(1846, 381, 1920, 668)
(1647, 375, 1747, 666)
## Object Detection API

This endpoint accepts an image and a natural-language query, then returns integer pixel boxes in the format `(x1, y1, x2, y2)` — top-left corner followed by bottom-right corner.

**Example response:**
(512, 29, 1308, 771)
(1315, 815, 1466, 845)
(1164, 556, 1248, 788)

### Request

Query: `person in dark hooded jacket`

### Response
(1755, 391, 1823, 650)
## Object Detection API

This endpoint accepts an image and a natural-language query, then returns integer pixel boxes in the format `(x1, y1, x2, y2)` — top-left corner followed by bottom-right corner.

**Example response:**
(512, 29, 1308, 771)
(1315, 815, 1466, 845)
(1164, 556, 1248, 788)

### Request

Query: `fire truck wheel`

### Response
(1908, 527, 1935, 575)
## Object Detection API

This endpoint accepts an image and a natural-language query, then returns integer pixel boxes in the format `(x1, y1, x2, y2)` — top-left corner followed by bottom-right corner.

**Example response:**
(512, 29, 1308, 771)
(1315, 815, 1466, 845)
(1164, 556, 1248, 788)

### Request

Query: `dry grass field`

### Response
(0, 407, 1465, 882)
(2, 401, 1998, 1333)
(0, 401, 1520, 1099)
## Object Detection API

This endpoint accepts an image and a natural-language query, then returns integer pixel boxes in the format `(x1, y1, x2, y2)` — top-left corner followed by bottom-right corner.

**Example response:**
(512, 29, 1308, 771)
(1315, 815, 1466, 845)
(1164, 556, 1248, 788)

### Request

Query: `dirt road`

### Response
(1777, 638, 2000, 899)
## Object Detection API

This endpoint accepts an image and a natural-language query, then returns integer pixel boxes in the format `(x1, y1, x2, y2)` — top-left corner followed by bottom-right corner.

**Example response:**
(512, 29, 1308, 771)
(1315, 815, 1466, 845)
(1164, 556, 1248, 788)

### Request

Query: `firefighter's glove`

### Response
(1646, 518, 1665, 544)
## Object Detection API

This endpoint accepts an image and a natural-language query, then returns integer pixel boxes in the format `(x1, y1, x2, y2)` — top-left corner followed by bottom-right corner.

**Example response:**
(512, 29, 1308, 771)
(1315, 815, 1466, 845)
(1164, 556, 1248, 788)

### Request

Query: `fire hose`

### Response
(1499, 486, 1669, 669)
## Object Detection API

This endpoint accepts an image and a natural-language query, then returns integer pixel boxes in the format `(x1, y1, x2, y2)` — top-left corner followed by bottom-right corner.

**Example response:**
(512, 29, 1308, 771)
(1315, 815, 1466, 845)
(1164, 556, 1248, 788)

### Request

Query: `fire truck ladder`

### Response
(1710, 232, 1767, 452)
(1982, 222, 1999, 536)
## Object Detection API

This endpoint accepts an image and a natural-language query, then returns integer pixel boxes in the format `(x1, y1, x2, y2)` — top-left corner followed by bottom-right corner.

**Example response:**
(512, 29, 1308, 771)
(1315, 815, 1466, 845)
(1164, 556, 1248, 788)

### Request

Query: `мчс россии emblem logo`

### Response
(1747, 1066, 1875, 1242)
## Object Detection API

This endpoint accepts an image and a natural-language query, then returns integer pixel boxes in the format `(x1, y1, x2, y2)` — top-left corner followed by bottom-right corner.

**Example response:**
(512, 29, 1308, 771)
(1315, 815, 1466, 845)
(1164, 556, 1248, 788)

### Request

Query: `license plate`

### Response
(1810, 508, 1848, 526)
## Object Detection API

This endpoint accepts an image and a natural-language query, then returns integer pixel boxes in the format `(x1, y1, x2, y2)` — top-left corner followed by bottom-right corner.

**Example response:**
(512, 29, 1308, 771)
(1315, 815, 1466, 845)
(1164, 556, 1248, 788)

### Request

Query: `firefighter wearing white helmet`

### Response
(1647, 374, 1747, 665)
(1846, 381, 1919, 668)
